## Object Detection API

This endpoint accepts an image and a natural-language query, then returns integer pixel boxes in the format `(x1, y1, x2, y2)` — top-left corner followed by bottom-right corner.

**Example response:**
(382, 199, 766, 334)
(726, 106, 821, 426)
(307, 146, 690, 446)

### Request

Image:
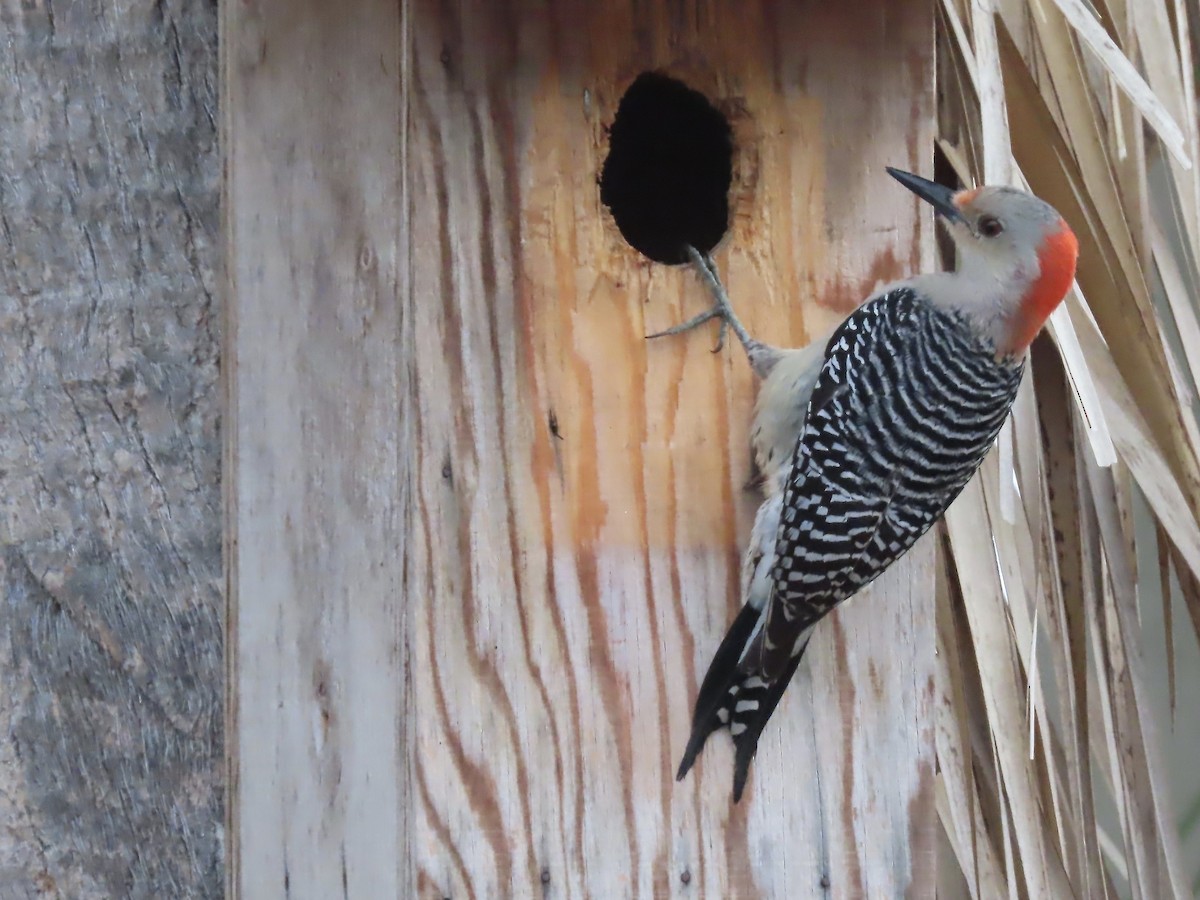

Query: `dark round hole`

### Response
(600, 72, 733, 265)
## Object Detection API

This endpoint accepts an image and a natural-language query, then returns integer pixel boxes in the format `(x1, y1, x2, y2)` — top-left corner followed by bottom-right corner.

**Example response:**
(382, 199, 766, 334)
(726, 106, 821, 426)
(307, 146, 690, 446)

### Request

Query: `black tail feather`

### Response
(692, 603, 762, 724)
(676, 602, 761, 783)
(731, 641, 808, 802)
(677, 607, 813, 802)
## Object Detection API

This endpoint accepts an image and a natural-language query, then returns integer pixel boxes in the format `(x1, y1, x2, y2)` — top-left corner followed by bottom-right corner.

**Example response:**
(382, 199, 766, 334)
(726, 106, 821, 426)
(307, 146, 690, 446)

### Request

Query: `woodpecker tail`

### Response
(676, 603, 811, 802)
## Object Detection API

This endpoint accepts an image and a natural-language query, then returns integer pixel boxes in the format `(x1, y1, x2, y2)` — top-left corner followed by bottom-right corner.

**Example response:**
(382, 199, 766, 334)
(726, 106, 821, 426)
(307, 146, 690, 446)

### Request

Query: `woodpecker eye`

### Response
(978, 215, 1004, 237)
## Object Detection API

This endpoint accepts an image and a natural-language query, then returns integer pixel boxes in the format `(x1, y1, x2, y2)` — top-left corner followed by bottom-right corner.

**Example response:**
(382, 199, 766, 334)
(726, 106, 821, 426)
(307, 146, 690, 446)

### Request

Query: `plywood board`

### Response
(406, 1, 937, 897)
(225, 1, 938, 895)
(223, 1, 409, 896)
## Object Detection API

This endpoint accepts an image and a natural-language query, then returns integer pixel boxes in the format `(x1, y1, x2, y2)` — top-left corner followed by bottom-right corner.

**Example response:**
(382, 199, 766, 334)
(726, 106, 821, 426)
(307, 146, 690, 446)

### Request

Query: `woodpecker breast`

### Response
(749, 340, 826, 492)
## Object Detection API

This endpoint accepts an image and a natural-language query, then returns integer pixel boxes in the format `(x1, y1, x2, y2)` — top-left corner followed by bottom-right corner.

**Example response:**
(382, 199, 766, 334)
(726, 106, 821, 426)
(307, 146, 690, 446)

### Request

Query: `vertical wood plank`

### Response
(223, 1, 407, 896)
(408, 1, 936, 898)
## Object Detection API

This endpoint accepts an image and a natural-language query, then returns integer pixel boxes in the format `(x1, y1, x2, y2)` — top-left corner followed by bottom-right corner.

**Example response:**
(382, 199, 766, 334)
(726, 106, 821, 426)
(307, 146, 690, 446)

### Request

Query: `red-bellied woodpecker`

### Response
(654, 168, 1079, 802)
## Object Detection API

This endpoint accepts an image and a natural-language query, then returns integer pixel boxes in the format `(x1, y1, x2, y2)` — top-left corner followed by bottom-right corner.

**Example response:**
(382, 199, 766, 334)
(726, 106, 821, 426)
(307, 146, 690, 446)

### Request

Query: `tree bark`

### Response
(0, 1, 222, 897)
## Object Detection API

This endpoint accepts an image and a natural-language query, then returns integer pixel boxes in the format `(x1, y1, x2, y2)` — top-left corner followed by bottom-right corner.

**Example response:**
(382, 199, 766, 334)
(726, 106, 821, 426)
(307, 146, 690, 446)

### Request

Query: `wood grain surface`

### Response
(226, 0, 937, 896)
(406, 1, 937, 897)
(223, 1, 409, 897)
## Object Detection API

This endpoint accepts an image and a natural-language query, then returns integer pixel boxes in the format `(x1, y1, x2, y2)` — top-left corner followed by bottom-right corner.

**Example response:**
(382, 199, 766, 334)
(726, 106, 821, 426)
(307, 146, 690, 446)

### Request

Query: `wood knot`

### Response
(357, 243, 377, 273)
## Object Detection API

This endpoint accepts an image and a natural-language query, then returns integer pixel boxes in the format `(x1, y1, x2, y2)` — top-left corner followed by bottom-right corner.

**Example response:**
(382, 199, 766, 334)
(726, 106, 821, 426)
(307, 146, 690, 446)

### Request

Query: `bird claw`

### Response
(645, 304, 730, 353)
(711, 317, 729, 353)
(645, 305, 721, 339)
(645, 245, 733, 352)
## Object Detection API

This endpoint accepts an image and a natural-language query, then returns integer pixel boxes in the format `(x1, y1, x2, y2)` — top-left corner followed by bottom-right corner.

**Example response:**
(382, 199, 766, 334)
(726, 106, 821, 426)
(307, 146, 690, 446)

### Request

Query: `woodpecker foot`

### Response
(645, 303, 730, 352)
(646, 246, 756, 356)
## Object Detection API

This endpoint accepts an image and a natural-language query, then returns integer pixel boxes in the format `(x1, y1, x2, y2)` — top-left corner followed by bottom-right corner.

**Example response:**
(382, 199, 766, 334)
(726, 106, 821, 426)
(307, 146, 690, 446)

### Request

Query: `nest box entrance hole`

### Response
(600, 72, 733, 265)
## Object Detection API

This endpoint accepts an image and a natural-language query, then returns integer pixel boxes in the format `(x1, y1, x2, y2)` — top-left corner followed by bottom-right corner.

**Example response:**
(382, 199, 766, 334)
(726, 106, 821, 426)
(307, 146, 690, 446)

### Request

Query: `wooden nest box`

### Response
(225, 1, 937, 896)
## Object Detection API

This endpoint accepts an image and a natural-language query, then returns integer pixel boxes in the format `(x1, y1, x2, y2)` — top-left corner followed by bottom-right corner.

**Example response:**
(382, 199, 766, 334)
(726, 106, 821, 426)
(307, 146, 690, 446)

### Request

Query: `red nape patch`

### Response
(1006, 220, 1079, 355)
(953, 187, 981, 208)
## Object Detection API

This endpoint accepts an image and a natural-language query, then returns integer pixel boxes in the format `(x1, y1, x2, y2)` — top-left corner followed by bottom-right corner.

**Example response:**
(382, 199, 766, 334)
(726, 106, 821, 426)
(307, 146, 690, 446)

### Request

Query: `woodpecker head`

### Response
(886, 167, 1079, 359)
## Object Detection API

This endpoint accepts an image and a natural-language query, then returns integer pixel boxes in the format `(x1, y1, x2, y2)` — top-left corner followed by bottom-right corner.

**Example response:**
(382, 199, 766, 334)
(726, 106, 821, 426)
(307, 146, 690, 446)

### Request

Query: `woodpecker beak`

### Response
(886, 167, 968, 226)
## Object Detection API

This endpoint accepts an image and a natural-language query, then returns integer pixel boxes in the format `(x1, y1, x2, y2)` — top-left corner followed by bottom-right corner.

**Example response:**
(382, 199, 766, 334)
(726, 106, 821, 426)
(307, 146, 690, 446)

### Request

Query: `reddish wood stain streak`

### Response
(659, 363, 710, 896)
(569, 311, 642, 878)
(423, 492, 514, 892)
(722, 801, 759, 899)
(414, 52, 522, 895)
(406, 0, 937, 895)
(415, 749, 479, 900)
(469, 96, 553, 886)
(904, 749, 937, 898)
(531, 437, 588, 877)
(831, 617, 866, 898)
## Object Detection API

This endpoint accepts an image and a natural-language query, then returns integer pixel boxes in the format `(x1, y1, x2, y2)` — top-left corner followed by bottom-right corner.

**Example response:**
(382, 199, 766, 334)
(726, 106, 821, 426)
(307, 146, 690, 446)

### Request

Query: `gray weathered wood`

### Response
(226, 0, 936, 895)
(0, 1, 222, 897)
(222, 1, 409, 897)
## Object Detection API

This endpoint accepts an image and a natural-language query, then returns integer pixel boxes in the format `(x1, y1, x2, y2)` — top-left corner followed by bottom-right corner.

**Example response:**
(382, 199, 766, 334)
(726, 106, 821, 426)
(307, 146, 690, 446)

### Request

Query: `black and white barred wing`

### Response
(751, 290, 923, 680)
(750, 287, 1023, 680)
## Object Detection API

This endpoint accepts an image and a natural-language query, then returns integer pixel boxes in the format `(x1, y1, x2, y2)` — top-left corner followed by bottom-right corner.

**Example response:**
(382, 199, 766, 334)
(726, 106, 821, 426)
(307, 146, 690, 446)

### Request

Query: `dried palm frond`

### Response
(935, 0, 1200, 895)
